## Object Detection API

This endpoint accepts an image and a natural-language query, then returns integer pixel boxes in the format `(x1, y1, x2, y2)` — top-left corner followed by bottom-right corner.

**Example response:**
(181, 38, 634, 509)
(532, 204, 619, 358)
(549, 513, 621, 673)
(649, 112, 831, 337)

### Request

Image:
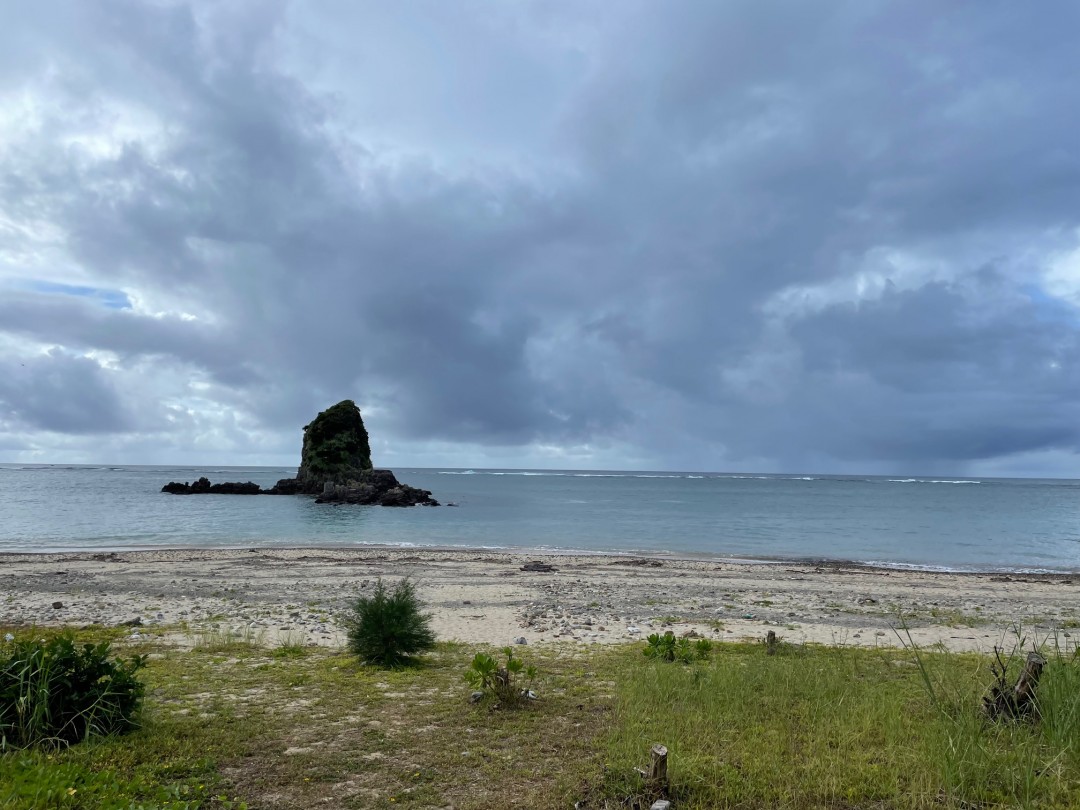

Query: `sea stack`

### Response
(162, 400, 438, 506)
(295, 399, 373, 491)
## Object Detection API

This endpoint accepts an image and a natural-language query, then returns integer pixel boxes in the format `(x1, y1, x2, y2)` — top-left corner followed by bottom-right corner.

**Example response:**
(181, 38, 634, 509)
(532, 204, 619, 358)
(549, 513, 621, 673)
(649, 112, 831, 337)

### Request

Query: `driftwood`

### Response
(983, 649, 1046, 721)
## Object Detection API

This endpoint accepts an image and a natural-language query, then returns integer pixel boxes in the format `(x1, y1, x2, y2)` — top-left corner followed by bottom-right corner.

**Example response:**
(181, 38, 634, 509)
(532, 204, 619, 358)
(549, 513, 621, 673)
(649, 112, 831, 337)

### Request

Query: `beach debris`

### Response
(120, 617, 142, 627)
(521, 561, 557, 573)
(469, 690, 485, 703)
(610, 558, 664, 567)
(983, 649, 1046, 721)
(3, 633, 13, 642)
(51, 601, 63, 609)
(651, 801, 672, 810)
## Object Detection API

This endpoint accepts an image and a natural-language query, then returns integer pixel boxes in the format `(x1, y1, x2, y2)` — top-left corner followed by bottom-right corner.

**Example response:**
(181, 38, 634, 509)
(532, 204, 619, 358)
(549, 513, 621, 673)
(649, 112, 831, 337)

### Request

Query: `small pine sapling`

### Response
(346, 578, 436, 667)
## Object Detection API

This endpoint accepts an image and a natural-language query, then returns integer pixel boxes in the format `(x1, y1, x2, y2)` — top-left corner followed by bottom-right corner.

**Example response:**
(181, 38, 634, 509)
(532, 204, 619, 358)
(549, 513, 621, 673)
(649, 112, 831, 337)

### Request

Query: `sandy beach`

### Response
(2, 547, 1077, 653)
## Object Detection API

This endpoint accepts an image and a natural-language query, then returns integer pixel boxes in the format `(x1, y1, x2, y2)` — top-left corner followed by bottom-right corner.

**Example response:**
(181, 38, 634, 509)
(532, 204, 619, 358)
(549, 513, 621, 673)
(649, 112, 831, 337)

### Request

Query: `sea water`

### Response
(0, 465, 1078, 572)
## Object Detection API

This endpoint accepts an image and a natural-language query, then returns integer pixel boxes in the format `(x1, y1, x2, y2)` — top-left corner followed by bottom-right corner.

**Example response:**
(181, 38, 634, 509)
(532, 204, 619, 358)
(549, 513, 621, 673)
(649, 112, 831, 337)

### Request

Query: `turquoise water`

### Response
(1, 465, 1078, 572)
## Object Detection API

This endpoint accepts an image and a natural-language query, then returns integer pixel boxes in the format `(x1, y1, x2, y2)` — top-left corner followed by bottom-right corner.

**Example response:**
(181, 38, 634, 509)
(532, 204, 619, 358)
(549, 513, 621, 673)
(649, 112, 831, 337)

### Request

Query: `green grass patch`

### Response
(3, 626, 1078, 809)
(592, 641, 1080, 808)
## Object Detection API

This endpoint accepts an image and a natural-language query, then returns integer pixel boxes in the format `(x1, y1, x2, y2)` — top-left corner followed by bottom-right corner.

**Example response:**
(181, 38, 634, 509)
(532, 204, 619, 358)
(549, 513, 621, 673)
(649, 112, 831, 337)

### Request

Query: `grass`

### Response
(2, 626, 1079, 809)
(594, 639, 1080, 809)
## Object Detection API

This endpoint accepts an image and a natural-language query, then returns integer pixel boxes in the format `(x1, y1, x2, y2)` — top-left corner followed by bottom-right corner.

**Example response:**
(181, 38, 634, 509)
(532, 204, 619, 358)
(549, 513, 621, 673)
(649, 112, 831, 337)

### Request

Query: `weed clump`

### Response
(465, 647, 538, 705)
(0, 633, 145, 749)
(346, 578, 436, 667)
(644, 631, 712, 663)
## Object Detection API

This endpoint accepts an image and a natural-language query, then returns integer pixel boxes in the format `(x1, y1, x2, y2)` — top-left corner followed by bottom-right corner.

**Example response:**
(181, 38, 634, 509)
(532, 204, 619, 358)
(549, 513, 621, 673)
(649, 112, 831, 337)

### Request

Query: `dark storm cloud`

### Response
(0, 350, 132, 434)
(2, 0, 1080, 471)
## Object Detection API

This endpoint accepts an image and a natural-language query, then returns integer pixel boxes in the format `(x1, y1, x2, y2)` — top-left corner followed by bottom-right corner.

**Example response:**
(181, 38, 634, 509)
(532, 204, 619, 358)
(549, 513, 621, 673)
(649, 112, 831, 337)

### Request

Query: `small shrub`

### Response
(346, 578, 436, 667)
(643, 631, 712, 663)
(0, 633, 146, 749)
(465, 647, 538, 705)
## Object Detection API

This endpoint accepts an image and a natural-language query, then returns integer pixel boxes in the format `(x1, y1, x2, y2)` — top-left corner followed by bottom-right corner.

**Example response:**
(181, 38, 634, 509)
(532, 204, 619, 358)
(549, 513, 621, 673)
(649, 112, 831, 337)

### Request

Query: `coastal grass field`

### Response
(3, 626, 1080, 809)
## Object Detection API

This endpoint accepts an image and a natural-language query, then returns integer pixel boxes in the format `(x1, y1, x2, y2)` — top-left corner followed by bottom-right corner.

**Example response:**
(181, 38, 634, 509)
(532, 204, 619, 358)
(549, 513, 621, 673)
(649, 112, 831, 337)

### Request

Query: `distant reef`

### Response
(162, 400, 438, 507)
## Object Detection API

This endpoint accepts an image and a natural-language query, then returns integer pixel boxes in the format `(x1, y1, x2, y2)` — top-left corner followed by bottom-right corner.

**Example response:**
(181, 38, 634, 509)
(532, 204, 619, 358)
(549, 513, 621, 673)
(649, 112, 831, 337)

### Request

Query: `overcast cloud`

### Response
(2, 1, 1080, 475)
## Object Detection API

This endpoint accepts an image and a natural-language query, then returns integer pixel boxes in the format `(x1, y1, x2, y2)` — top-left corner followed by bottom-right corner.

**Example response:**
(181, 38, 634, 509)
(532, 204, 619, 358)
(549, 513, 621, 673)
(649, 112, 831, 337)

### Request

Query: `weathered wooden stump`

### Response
(766, 630, 778, 655)
(645, 744, 668, 790)
(983, 650, 1046, 720)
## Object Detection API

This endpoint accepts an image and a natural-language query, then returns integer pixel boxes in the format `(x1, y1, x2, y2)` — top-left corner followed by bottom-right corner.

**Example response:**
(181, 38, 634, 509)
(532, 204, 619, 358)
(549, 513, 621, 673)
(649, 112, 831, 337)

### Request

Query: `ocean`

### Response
(1, 465, 1078, 572)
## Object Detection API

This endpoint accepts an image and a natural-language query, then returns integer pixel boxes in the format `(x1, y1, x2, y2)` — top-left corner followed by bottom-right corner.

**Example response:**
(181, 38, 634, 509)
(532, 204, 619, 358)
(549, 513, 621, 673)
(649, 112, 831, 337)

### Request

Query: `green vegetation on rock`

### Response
(296, 399, 372, 489)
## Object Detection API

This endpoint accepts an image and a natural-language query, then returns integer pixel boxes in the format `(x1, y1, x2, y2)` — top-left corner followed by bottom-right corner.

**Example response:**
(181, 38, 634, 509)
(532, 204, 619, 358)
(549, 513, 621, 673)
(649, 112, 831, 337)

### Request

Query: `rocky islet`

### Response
(161, 400, 438, 507)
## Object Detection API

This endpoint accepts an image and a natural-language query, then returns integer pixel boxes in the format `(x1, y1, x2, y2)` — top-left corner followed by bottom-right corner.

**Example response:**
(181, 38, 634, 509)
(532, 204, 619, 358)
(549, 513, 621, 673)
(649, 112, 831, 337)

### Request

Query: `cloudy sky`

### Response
(2, 1, 1080, 476)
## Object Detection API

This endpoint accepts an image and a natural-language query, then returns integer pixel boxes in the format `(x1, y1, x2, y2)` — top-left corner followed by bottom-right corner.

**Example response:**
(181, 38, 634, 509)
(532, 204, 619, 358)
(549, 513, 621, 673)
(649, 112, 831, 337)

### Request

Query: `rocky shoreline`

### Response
(161, 469, 438, 506)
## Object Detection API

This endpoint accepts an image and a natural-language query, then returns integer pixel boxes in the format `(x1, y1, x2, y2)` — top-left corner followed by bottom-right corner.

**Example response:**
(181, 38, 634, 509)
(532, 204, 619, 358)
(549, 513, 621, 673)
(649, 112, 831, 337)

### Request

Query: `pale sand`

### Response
(1, 547, 1077, 653)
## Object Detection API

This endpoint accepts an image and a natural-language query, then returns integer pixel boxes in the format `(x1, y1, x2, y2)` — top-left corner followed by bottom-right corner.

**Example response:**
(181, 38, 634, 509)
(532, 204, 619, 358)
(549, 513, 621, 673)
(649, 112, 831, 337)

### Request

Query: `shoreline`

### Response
(3, 546, 1078, 654)
(2, 542, 1077, 577)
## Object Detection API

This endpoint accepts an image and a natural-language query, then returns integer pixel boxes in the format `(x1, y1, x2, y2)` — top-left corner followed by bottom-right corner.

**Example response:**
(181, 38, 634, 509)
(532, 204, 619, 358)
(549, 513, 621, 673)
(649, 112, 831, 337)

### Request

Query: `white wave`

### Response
(887, 478, 981, 484)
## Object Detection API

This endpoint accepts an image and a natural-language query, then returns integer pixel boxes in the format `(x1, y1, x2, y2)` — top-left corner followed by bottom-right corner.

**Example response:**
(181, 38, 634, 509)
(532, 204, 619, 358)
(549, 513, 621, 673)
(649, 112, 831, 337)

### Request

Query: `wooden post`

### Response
(766, 630, 778, 655)
(646, 744, 668, 791)
(1013, 652, 1046, 713)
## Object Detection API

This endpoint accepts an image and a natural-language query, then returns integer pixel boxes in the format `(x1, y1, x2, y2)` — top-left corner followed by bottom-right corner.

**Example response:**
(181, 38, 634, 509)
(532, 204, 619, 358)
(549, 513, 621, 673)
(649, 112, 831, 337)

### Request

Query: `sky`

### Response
(2, 1, 1080, 476)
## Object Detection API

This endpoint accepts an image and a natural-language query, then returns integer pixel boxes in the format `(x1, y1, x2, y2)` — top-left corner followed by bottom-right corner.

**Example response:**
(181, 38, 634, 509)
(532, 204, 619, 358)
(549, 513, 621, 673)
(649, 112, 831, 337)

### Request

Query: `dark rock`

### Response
(51, 601, 63, 609)
(161, 477, 261, 495)
(521, 562, 558, 573)
(313, 470, 438, 507)
(120, 617, 142, 627)
(294, 400, 372, 493)
(268, 477, 302, 495)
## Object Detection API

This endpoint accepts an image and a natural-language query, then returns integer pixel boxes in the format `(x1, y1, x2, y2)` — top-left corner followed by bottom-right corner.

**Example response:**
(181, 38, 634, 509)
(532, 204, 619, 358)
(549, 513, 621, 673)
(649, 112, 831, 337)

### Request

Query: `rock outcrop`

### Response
(309, 469, 438, 507)
(293, 400, 372, 492)
(161, 400, 438, 507)
(161, 477, 262, 495)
